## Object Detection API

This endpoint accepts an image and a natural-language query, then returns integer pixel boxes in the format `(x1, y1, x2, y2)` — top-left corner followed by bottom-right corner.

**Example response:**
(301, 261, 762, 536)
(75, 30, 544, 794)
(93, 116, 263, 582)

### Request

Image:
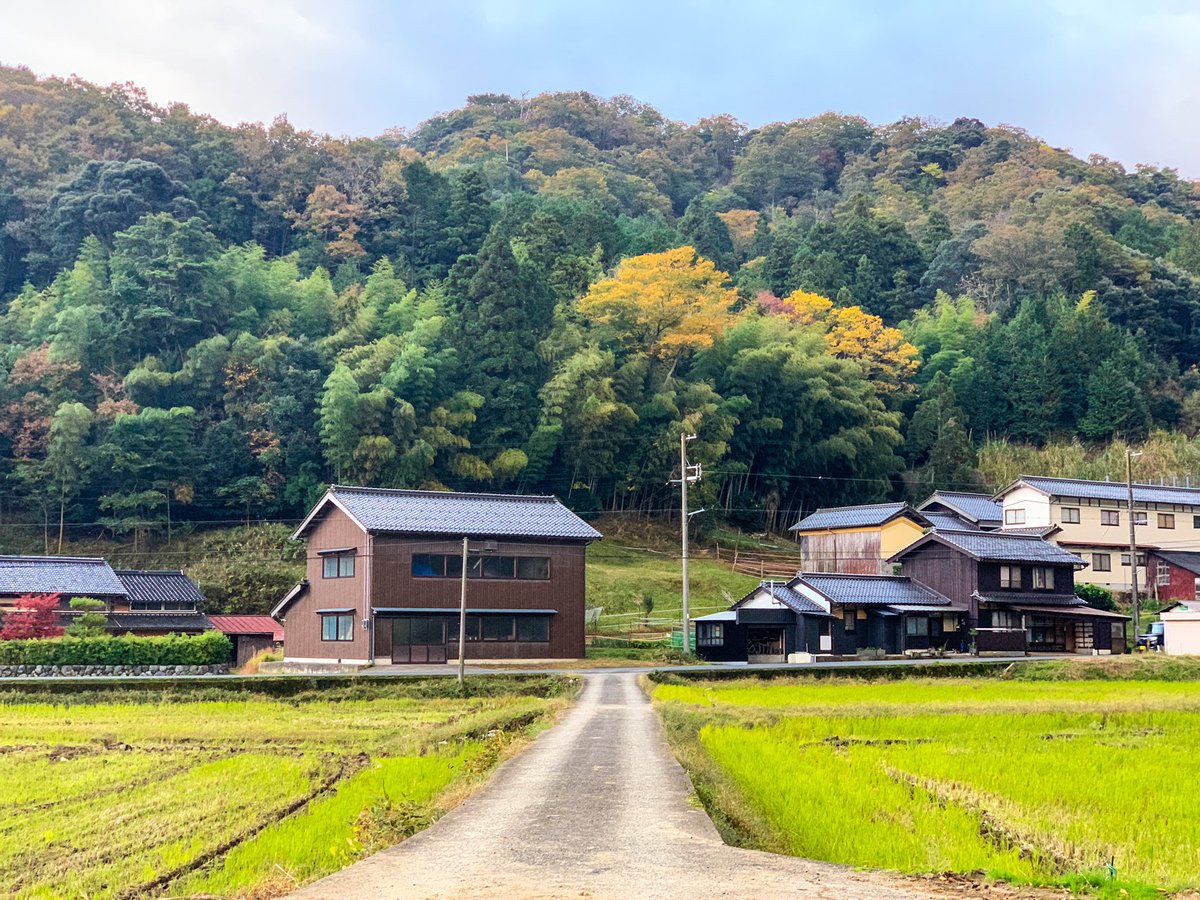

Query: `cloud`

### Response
(0, 0, 365, 128)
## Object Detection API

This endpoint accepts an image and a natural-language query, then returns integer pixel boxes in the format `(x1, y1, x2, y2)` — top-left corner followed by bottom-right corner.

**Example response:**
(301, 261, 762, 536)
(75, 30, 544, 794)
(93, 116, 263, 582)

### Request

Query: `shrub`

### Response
(0, 630, 232, 667)
(1076, 583, 1116, 611)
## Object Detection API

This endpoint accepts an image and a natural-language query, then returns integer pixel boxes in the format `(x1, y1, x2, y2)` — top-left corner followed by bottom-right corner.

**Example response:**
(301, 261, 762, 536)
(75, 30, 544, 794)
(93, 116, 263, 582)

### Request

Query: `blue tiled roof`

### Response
(731, 581, 829, 615)
(923, 511, 982, 532)
(796, 573, 956, 607)
(790, 502, 924, 532)
(0, 556, 126, 597)
(1002, 475, 1200, 507)
(974, 591, 1085, 608)
(919, 491, 1002, 524)
(304, 486, 602, 541)
(115, 571, 206, 608)
(917, 530, 1085, 566)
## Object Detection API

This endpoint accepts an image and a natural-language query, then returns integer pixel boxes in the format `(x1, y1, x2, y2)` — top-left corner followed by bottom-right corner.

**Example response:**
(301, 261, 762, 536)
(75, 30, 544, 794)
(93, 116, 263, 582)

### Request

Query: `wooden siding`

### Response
(897, 544, 979, 618)
(281, 505, 371, 663)
(1149, 556, 1200, 603)
(799, 531, 886, 574)
(370, 536, 586, 659)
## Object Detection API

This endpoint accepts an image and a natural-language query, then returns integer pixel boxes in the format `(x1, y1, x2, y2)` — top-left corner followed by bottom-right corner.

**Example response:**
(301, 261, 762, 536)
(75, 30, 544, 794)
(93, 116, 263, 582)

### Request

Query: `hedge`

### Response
(0, 630, 232, 667)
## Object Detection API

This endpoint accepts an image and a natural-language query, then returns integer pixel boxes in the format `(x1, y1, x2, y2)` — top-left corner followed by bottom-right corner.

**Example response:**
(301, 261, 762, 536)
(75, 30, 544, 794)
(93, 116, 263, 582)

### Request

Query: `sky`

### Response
(2, 0, 1199, 175)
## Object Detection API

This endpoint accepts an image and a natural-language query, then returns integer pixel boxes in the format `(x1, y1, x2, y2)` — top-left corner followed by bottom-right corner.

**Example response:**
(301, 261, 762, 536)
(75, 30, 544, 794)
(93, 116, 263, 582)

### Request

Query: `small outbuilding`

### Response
(208, 616, 285, 667)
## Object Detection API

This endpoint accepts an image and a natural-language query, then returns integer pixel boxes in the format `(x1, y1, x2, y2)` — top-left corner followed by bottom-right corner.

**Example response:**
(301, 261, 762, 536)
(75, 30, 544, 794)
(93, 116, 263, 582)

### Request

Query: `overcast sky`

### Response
(2, 0, 1198, 175)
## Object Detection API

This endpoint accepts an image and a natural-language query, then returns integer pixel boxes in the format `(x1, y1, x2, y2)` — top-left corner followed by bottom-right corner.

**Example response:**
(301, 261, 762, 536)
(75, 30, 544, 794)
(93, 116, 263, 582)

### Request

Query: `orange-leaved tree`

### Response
(576, 246, 739, 360)
(773, 289, 919, 392)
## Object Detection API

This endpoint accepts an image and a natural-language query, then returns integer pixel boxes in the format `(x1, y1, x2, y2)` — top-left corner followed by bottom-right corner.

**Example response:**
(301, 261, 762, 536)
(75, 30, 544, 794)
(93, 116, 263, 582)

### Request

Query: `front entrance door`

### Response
(747, 626, 785, 663)
(391, 617, 448, 664)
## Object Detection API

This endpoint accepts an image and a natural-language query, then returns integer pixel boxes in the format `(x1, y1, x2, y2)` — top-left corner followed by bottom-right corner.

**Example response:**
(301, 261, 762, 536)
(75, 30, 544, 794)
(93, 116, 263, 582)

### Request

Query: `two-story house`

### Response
(273, 486, 602, 667)
(994, 475, 1200, 593)
(890, 529, 1128, 654)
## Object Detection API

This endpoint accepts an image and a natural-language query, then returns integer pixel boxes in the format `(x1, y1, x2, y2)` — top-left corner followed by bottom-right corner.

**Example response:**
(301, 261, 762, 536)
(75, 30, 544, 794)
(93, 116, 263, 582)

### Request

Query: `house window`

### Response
(843, 609, 857, 632)
(1101, 510, 1120, 526)
(322, 552, 355, 579)
(1194, 515, 1200, 529)
(1004, 509, 1026, 525)
(905, 617, 929, 637)
(482, 616, 516, 641)
(1132, 511, 1148, 526)
(999, 565, 1020, 589)
(697, 622, 725, 646)
(411, 554, 551, 580)
(1121, 553, 1147, 568)
(1061, 507, 1080, 524)
(991, 610, 1021, 629)
(942, 613, 959, 632)
(1159, 513, 1175, 529)
(1157, 565, 1172, 587)
(320, 613, 354, 641)
(1032, 567, 1055, 591)
(1092, 553, 1111, 572)
(516, 616, 551, 642)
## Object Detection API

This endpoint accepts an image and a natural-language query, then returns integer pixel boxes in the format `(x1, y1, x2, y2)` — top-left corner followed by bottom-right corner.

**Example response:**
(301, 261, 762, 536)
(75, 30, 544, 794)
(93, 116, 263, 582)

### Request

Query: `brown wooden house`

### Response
(890, 530, 1129, 654)
(273, 486, 602, 667)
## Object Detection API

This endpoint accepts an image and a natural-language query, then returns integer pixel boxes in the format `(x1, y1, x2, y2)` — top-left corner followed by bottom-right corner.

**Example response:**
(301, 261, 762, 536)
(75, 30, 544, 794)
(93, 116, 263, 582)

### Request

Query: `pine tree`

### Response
(678, 197, 736, 273)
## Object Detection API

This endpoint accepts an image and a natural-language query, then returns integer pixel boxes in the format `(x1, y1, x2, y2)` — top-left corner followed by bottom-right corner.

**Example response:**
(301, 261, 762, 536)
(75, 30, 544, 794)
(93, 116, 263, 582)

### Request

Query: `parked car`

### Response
(1137, 620, 1165, 651)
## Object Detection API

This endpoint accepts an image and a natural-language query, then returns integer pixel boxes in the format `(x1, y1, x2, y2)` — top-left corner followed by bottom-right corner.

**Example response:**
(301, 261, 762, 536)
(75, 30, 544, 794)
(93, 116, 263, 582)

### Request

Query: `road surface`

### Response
(288, 672, 1048, 899)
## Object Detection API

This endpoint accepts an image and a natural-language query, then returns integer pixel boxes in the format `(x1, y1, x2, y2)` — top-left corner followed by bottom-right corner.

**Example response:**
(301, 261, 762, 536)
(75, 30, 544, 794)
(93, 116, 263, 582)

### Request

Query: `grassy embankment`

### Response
(651, 657, 1200, 898)
(0, 675, 573, 898)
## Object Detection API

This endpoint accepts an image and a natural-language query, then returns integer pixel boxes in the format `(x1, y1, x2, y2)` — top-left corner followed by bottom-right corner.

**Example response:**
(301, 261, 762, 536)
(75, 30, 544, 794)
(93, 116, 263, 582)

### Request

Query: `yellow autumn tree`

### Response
(777, 288, 919, 392)
(577, 247, 739, 357)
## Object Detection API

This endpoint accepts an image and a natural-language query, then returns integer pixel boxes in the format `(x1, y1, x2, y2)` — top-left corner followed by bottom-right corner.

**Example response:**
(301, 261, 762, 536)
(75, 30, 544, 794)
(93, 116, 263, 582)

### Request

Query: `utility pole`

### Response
(1126, 449, 1143, 638)
(674, 433, 701, 654)
(458, 536, 469, 686)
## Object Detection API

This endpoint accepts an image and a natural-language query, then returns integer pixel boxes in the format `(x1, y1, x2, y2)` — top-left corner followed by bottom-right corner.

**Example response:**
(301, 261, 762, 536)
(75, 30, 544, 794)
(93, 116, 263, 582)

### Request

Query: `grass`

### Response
(0, 676, 572, 899)
(653, 673, 1200, 896)
(585, 539, 757, 624)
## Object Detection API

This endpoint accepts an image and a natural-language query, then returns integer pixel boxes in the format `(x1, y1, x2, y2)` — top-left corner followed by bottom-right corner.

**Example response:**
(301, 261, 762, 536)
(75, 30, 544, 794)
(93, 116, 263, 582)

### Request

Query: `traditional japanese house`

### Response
(0, 557, 211, 635)
(917, 491, 1003, 530)
(693, 572, 966, 662)
(273, 486, 602, 667)
(890, 529, 1129, 654)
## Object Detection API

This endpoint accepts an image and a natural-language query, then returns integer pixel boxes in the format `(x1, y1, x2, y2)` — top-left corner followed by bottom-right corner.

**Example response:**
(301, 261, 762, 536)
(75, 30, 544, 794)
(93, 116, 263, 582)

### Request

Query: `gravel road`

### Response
(288, 672, 1049, 899)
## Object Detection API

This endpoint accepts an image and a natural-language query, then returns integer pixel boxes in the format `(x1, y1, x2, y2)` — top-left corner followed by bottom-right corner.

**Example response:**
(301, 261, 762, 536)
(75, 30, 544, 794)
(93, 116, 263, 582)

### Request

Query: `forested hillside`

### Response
(4, 66, 1200, 545)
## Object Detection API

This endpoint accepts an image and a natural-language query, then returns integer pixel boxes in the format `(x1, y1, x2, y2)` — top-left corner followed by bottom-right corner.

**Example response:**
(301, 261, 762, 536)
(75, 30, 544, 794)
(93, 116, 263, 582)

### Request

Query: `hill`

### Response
(3, 66, 1200, 546)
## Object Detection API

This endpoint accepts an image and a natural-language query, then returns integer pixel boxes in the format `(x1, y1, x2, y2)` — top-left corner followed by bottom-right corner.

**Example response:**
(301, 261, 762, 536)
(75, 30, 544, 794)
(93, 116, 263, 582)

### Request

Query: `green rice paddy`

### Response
(0, 677, 568, 898)
(653, 674, 1200, 895)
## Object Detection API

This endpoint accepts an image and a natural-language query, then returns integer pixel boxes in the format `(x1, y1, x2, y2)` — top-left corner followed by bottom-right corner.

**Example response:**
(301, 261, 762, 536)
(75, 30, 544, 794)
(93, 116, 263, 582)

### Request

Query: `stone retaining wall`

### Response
(0, 663, 230, 678)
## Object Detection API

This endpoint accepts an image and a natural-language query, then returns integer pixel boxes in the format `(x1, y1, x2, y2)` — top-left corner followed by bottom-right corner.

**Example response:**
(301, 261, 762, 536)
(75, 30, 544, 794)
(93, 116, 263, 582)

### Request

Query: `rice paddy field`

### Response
(652, 671, 1200, 897)
(0, 676, 570, 899)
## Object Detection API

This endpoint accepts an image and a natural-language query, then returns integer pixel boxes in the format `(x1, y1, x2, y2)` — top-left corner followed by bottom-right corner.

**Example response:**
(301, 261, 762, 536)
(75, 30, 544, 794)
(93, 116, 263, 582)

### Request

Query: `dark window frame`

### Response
(322, 552, 356, 579)
(696, 622, 724, 646)
(999, 565, 1020, 589)
(410, 553, 551, 581)
(1061, 507, 1080, 524)
(843, 609, 857, 633)
(1101, 509, 1120, 526)
(321, 613, 354, 642)
(1092, 552, 1112, 572)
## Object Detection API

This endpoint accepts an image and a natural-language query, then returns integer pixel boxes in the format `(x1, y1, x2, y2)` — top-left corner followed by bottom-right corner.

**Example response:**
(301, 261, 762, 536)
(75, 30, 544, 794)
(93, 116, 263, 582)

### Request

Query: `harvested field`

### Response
(0, 676, 570, 898)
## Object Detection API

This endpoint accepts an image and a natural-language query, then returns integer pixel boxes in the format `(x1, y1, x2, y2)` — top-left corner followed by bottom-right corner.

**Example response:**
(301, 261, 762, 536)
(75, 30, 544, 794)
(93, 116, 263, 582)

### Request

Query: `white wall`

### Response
(1000, 486, 1052, 528)
(1161, 611, 1200, 655)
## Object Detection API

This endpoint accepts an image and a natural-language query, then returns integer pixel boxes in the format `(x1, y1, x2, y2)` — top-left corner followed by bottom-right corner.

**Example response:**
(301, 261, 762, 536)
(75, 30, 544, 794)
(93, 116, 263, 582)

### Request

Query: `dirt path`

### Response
(288, 673, 1047, 899)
